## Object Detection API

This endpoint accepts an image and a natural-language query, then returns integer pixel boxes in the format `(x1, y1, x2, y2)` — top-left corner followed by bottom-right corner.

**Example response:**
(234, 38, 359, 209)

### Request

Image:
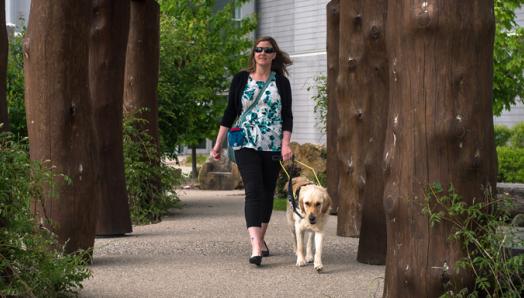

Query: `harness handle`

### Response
(279, 159, 303, 218)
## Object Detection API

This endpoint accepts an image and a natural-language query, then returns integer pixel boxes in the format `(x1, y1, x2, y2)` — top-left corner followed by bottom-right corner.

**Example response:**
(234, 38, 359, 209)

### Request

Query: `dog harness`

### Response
(280, 157, 322, 220)
(287, 177, 306, 219)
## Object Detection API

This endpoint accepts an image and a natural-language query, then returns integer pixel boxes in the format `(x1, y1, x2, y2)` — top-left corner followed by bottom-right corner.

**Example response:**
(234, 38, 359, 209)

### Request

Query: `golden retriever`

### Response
(286, 176, 331, 272)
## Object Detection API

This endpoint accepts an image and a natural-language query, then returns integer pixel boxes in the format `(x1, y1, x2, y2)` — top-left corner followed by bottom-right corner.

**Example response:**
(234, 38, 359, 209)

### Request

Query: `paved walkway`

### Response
(80, 190, 385, 298)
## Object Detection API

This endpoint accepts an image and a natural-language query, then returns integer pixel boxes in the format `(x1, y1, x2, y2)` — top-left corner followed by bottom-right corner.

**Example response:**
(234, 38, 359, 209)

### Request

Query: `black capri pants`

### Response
(235, 148, 281, 228)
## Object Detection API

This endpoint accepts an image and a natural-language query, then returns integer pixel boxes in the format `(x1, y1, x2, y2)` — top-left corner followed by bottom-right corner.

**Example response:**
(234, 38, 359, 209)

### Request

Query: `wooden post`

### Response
(24, 0, 97, 253)
(124, 0, 160, 147)
(336, 0, 361, 238)
(347, 0, 389, 265)
(326, 0, 340, 215)
(382, 1, 497, 296)
(336, 0, 389, 242)
(89, 0, 132, 236)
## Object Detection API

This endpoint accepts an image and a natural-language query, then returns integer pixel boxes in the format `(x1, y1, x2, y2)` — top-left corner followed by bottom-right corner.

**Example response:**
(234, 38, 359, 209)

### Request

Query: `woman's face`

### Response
(254, 40, 276, 68)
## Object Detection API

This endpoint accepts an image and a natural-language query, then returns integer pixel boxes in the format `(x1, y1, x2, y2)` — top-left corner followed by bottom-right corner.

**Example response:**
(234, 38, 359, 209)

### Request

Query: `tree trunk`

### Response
(191, 146, 197, 180)
(0, 0, 8, 132)
(24, 0, 97, 253)
(123, 0, 160, 152)
(89, 0, 132, 236)
(337, 0, 387, 238)
(337, 0, 389, 265)
(382, 1, 497, 296)
(326, 0, 339, 215)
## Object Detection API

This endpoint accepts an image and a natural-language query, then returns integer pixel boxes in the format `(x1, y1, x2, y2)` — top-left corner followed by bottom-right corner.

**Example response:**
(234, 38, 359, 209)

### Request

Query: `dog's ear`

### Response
(299, 194, 306, 214)
(321, 192, 332, 214)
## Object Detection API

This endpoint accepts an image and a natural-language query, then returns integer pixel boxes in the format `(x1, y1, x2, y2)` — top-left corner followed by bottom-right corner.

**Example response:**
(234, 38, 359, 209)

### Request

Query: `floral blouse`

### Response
(238, 74, 283, 152)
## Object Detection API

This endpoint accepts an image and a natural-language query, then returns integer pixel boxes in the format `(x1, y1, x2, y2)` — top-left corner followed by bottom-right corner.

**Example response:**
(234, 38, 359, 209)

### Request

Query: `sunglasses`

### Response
(254, 47, 275, 54)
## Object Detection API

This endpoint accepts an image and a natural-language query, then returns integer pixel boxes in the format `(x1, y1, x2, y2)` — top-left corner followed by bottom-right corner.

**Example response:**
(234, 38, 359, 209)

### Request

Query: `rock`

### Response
(198, 151, 241, 190)
(290, 142, 326, 182)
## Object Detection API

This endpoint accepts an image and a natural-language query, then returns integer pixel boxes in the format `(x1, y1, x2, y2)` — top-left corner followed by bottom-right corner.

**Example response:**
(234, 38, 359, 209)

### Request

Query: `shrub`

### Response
(0, 132, 90, 297)
(306, 74, 328, 134)
(6, 31, 27, 138)
(494, 124, 512, 147)
(423, 183, 523, 297)
(509, 122, 524, 148)
(123, 110, 182, 225)
(497, 146, 524, 183)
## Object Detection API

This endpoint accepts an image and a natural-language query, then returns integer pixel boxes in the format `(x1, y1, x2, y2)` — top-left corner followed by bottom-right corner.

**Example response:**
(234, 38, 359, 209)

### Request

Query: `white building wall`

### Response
(257, 0, 329, 145)
(517, 6, 524, 26)
(5, 0, 30, 29)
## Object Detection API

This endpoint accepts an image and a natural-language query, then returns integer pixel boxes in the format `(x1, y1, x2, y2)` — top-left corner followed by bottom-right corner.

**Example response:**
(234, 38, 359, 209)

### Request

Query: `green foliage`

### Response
(306, 74, 328, 134)
(497, 146, 524, 182)
(493, 0, 524, 115)
(423, 183, 523, 297)
(123, 110, 182, 225)
(157, 0, 256, 153)
(494, 124, 512, 147)
(0, 132, 90, 297)
(509, 122, 524, 148)
(6, 31, 27, 138)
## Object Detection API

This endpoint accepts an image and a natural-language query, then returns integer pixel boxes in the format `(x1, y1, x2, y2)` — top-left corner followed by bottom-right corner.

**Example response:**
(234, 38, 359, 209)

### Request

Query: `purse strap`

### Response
(236, 71, 275, 126)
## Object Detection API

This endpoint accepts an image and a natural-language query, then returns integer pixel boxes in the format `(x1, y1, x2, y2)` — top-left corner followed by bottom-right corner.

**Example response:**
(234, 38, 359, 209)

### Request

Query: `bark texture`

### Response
(382, 1, 497, 296)
(123, 0, 160, 149)
(24, 0, 97, 252)
(336, 0, 361, 238)
(89, 0, 132, 236)
(336, 0, 389, 243)
(340, 0, 389, 265)
(0, 0, 8, 132)
(326, 0, 340, 215)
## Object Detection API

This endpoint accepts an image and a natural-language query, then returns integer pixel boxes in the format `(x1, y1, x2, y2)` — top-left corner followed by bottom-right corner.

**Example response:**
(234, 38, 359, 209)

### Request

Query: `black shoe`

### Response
(261, 241, 270, 257)
(249, 255, 262, 266)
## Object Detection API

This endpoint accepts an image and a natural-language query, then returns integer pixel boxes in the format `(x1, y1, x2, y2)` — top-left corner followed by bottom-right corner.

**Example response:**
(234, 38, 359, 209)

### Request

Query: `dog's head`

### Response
(291, 177, 331, 225)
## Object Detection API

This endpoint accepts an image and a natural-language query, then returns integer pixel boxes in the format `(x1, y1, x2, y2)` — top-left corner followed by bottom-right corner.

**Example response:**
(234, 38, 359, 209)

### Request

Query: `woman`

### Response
(210, 36, 293, 266)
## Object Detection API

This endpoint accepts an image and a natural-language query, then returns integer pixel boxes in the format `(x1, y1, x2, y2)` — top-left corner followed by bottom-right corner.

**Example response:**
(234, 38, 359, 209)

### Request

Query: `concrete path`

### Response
(80, 190, 385, 298)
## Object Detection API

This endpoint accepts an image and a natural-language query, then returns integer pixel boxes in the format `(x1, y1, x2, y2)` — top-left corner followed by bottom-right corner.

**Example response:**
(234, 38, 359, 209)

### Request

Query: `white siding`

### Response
(257, 0, 330, 145)
(516, 6, 524, 26)
(5, 0, 30, 29)
(494, 101, 524, 128)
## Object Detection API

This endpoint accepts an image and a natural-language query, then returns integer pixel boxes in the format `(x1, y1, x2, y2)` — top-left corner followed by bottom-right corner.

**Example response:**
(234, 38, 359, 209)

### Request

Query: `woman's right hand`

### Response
(210, 146, 221, 160)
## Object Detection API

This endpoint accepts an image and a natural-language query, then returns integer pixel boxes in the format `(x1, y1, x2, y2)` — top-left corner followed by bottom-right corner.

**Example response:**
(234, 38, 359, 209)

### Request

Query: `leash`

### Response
(279, 157, 322, 219)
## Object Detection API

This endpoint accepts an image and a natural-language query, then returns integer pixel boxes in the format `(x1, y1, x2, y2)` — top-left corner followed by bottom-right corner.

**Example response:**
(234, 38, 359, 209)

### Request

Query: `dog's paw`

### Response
(296, 258, 307, 267)
(314, 262, 323, 272)
(305, 255, 314, 263)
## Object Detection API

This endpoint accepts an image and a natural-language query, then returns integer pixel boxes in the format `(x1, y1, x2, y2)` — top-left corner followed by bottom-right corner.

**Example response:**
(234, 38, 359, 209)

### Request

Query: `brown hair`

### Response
(247, 36, 292, 76)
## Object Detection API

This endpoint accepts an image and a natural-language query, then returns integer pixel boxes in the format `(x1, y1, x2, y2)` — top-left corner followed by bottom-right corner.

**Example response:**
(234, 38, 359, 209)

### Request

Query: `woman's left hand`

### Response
(281, 144, 293, 161)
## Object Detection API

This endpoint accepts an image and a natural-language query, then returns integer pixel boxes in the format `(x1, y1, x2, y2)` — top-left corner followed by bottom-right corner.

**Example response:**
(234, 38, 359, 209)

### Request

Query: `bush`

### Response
(123, 110, 182, 225)
(0, 132, 90, 297)
(307, 74, 328, 133)
(497, 146, 524, 183)
(423, 183, 523, 297)
(6, 31, 27, 138)
(509, 122, 524, 148)
(494, 124, 512, 147)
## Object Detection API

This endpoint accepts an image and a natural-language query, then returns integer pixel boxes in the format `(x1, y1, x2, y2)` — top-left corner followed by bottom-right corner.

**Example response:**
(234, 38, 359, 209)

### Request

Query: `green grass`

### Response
(273, 197, 287, 211)
(183, 154, 208, 166)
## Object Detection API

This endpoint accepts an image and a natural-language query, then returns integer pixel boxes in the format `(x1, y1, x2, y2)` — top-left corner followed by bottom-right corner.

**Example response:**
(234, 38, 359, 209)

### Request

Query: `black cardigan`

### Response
(220, 71, 293, 132)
